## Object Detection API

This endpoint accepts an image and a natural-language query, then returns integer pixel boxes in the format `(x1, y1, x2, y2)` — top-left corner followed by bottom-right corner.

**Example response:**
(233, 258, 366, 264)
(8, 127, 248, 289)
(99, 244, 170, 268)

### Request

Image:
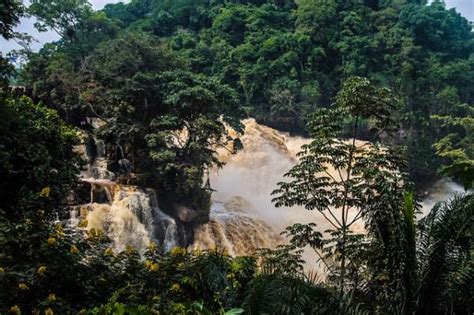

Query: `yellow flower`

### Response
(47, 237, 57, 246)
(40, 187, 51, 198)
(44, 307, 54, 315)
(18, 283, 29, 290)
(87, 228, 105, 239)
(48, 293, 56, 301)
(147, 242, 157, 251)
(70, 245, 79, 254)
(37, 266, 47, 276)
(170, 246, 186, 257)
(87, 228, 98, 238)
(149, 262, 159, 272)
(193, 246, 202, 256)
(53, 224, 64, 237)
(10, 305, 21, 314)
(125, 245, 135, 255)
(0, 267, 5, 275)
(104, 248, 114, 256)
(170, 283, 181, 293)
(144, 260, 159, 272)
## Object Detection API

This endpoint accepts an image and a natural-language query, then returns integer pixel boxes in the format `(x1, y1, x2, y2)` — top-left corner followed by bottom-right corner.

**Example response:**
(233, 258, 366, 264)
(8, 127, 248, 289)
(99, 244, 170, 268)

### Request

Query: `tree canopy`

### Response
(21, 0, 474, 188)
(0, 0, 473, 314)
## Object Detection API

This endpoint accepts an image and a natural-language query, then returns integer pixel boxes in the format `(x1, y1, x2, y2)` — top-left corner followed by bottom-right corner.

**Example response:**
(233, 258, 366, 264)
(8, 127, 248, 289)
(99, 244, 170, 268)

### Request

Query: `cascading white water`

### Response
(67, 207, 80, 229)
(193, 196, 282, 256)
(420, 179, 466, 216)
(75, 179, 178, 253)
(86, 200, 151, 253)
(194, 119, 465, 264)
(72, 118, 464, 260)
(73, 127, 178, 253)
(191, 119, 366, 272)
(209, 119, 334, 234)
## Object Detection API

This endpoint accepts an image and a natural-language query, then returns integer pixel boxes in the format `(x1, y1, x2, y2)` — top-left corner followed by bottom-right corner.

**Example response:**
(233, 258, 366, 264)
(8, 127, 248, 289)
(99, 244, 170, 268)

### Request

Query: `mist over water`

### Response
(420, 179, 466, 217)
(75, 179, 178, 253)
(210, 119, 309, 232)
(197, 119, 463, 258)
(75, 119, 463, 261)
(194, 119, 364, 271)
(208, 119, 365, 236)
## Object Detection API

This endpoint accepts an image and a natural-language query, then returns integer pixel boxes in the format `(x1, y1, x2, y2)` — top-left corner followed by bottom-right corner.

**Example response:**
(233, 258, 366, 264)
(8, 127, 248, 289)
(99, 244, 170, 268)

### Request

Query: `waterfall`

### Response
(193, 197, 282, 256)
(74, 179, 178, 253)
(195, 119, 463, 266)
(70, 118, 464, 260)
(420, 179, 467, 217)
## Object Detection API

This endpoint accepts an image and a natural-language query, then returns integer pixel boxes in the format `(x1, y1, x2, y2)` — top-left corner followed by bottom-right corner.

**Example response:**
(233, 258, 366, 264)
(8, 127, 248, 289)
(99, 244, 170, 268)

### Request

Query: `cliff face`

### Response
(67, 119, 462, 258)
(69, 179, 178, 252)
(66, 119, 291, 254)
(68, 124, 194, 251)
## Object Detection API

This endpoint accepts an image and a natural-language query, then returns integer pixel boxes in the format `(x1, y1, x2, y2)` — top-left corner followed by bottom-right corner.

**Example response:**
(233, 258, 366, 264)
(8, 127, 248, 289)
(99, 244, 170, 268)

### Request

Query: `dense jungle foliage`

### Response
(14, 0, 473, 193)
(0, 0, 473, 314)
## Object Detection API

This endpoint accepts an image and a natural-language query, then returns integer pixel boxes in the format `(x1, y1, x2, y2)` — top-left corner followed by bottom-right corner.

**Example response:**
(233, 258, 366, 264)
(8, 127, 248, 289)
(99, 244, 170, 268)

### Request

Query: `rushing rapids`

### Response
(419, 179, 465, 216)
(193, 197, 282, 256)
(70, 130, 179, 253)
(71, 118, 463, 258)
(70, 179, 178, 253)
(205, 119, 367, 246)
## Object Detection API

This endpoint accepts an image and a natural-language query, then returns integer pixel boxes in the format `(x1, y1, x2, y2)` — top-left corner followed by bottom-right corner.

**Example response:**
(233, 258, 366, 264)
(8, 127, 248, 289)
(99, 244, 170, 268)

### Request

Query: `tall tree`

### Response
(0, 95, 80, 221)
(0, 0, 23, 40)
(272, 77, 416, 313)
(29, 0, 92, 41)
(83, 33, 242, 217)
(417, 193, 474, 314)
(432, 103, 474, 189)
(0, 0, 24, 88)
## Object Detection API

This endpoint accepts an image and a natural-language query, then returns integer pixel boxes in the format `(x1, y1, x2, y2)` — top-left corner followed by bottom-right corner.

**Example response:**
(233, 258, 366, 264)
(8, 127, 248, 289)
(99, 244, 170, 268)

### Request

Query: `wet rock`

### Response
(118, 159, 133, 174)
(85, 135, 98, 163)
(74, 182, 94, 204)
(91, 167, 116, 180)
(116, 173, 138, 185)
(64, 190, 78, 206)
(174, 205, 199, 223)
(79, 179, 116, 204)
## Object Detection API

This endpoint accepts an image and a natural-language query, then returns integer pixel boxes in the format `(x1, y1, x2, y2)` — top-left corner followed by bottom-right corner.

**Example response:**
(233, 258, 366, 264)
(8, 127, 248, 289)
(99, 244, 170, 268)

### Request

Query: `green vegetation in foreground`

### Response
(0, 0, 473, 314)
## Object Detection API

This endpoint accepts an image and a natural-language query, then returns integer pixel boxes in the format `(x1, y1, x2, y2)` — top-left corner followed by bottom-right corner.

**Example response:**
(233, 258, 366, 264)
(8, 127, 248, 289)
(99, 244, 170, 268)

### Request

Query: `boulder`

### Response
(174, 205, 199, 223)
